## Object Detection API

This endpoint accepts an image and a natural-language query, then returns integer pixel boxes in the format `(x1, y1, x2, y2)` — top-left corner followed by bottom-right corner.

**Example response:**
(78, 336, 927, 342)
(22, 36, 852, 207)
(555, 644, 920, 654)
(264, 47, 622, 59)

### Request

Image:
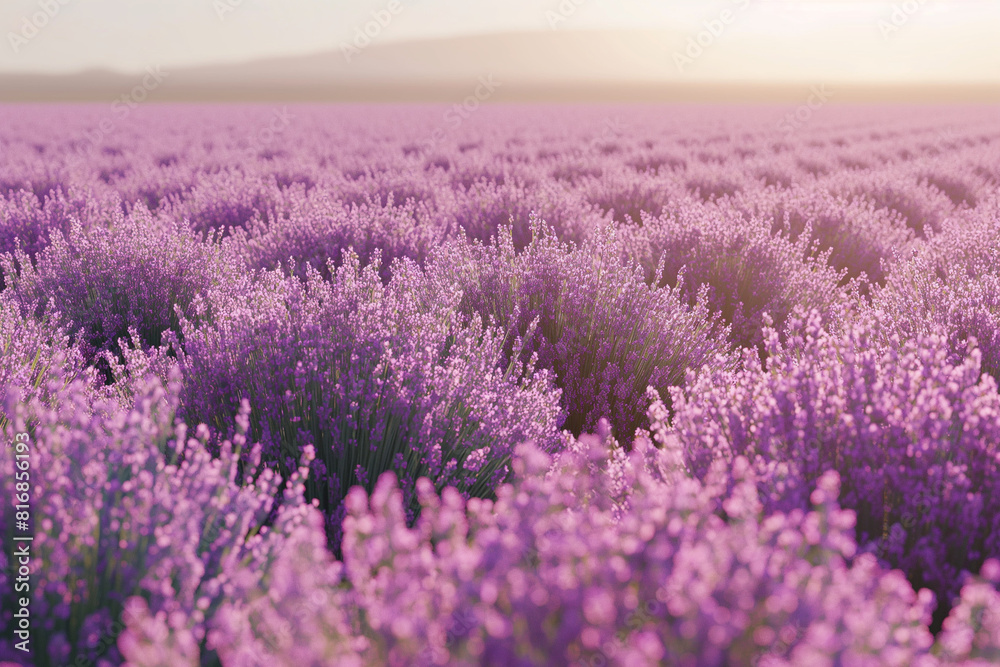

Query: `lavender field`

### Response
(2, 104, 1000, 666)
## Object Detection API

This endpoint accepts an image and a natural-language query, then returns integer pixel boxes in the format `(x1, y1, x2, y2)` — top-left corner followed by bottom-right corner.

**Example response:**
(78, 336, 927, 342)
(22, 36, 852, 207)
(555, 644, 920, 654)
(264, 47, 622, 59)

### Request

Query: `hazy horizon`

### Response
(3, 1, 1000, 103)
(3, 1, 1000, 83)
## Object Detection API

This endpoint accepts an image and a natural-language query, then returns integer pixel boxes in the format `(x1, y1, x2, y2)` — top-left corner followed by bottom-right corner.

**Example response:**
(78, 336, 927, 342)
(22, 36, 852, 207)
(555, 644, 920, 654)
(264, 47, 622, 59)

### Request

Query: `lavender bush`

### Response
(0, 371, 358, 666)
(0, 290, 98, 432)
(727, 185, 915, 286)
(668, 309, 1000, 630)
(2, 204, 237, 371)
(174, 250, 563, 549)
(0, 188, 119, 275)
(425, 220, 730, 438)
(626, 203, 847, 352)
(870, 196, 1000, 386)
(224, 191, 441, 284)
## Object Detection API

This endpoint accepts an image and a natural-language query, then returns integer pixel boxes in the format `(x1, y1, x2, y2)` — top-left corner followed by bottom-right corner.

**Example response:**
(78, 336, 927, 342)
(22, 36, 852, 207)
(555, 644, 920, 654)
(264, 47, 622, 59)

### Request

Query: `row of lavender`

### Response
(1, 105, 999, 665)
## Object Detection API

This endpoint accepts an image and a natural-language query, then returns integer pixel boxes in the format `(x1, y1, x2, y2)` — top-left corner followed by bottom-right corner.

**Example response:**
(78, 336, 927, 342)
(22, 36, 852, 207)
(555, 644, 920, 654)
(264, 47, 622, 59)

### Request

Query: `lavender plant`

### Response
(0, 370, 355, 666)
(424, 220, 730, 439)
(1, 204, 237, 371)
(870, 202, 1000, 386)
(174, 250, 563, 549)
(224, 191, 441, 284)
(824, 167, 955, 238)
(0, 290, 98, 431)
(668, 309, 1000, 630)
(629, 204, 847, 352)
(727, 185, 915, 286)
(164, 170, 300, 236)
(0, 187, 118, 273)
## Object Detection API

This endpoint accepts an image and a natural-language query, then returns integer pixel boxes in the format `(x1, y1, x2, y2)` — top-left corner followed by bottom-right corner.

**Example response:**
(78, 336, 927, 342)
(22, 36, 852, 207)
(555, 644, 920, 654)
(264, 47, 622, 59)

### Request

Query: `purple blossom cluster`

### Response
(174, 250, 563, 549)
(726, 185, 915, 287)
(2, 205, 237, 371)
(223, 190, 441, 284)
(871, 193, 1000, 385)
(1, 104, 1000, 664)
(668, 309, 1000, 631)
(423, 219, 729, 437)
(620, 198, 848, 351)
(1, 372, 362, 666)
(0, 188, 120, 281)
(0, 289, 99, 432)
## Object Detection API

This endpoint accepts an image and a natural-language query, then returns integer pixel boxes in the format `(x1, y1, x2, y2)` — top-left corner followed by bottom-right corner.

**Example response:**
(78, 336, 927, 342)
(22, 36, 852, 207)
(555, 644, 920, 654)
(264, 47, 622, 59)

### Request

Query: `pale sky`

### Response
(1, 0, 998, 83)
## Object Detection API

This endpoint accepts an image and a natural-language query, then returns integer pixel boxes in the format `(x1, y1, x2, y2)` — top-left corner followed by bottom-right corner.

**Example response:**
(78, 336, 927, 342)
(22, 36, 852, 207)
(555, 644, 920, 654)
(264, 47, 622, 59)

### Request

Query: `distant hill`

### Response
(2, 30, 999, 102)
